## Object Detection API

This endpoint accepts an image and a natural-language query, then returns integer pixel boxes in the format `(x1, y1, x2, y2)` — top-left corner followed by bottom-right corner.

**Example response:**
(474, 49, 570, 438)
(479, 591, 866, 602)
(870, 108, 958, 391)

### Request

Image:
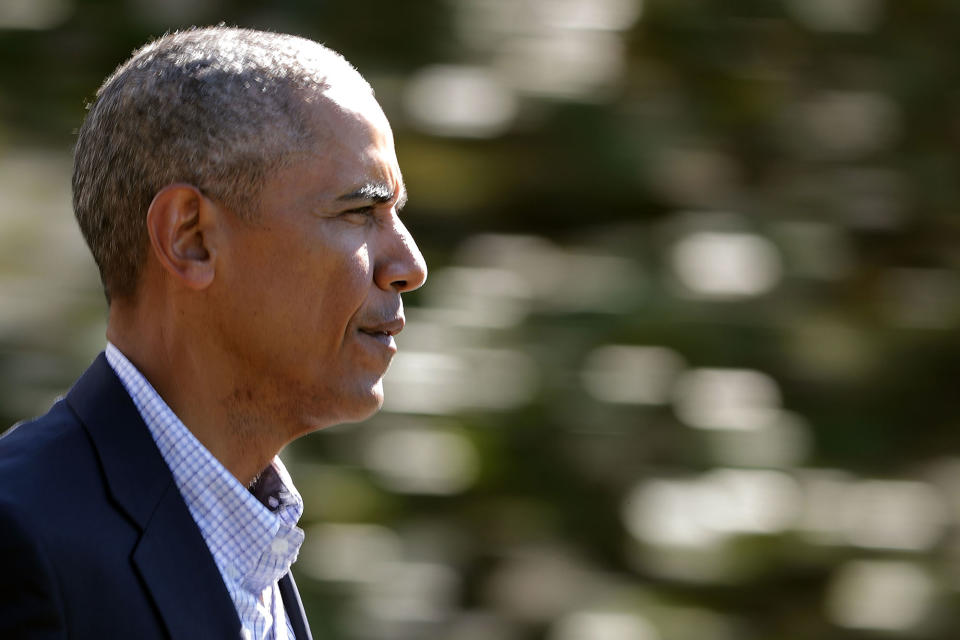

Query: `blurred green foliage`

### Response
(4, 0, 960, 638)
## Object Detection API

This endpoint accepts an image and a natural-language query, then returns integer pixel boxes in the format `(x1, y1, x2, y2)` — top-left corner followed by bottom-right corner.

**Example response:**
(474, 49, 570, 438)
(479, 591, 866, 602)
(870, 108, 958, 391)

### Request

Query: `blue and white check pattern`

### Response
(105, 343, 305, 640)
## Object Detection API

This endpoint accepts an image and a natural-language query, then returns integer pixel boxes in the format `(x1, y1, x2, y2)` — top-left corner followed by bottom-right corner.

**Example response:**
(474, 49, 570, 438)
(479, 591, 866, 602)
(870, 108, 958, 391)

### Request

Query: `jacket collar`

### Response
(65, 354, 240, 639)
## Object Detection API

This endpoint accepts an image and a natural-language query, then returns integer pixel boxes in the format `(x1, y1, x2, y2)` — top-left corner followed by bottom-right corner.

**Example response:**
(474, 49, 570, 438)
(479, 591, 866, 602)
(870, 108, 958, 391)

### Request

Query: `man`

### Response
(0, 26, 427, 639)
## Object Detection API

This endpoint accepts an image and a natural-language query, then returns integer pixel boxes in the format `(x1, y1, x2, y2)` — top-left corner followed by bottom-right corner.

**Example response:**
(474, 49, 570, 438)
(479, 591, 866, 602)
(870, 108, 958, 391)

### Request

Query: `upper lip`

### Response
(359, 317, 405, 337)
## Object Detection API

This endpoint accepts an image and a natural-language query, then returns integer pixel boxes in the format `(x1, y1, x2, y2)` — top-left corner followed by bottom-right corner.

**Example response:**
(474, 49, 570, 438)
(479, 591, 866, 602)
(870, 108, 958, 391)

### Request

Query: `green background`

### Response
(3, 0, 960, 638)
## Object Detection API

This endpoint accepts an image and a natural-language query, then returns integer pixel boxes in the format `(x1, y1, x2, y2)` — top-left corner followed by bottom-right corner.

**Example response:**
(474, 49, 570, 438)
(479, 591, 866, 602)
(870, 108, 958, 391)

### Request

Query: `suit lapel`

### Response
(133, 482, 241, 639)
(67, 354, 239, 639)
(279, 572, 313, 640)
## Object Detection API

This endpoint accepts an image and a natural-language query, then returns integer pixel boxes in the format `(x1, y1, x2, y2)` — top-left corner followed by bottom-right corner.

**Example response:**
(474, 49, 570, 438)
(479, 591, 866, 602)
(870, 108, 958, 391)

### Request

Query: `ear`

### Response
(145, 183, 218, 291)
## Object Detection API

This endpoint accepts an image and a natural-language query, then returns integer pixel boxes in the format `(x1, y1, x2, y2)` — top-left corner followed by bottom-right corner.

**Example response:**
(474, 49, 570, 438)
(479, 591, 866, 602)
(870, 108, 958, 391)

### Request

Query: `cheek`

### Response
(330, 245, 372, 293)
(311, 247, 373, 323)
(348, 248, 372, 286)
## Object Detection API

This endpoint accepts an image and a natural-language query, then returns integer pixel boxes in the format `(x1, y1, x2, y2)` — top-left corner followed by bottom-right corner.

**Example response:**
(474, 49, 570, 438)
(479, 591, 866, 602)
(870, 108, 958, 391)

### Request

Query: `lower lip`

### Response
(359, 331, 397, 354)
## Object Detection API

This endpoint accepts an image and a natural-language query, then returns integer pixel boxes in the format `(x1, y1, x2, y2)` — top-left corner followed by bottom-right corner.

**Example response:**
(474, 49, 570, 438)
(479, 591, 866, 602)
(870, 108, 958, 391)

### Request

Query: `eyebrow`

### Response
(337, 181, 408, 210)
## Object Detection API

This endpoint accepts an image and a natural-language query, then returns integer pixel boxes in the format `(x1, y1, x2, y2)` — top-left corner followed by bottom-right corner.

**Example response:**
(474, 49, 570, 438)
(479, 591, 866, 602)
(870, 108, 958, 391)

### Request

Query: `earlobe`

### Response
(145, 183, 217, 291)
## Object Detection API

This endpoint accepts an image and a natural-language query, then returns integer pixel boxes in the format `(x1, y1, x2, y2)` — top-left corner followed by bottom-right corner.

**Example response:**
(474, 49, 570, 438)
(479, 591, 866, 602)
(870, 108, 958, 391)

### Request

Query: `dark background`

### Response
(3, 0, 960, 638)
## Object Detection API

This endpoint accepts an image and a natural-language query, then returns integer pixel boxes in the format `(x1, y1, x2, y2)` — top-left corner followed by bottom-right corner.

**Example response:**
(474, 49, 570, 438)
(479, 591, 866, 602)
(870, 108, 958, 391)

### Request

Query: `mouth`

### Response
(357, 317, 404, 351)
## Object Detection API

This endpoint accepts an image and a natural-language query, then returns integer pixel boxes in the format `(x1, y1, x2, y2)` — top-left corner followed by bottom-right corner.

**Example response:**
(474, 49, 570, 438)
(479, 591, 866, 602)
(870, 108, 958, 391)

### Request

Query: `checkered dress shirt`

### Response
(105, 343, 305, 640)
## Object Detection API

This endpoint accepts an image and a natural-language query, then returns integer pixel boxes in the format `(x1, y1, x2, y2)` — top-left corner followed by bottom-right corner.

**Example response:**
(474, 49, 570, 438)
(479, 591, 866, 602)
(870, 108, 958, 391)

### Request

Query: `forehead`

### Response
(261, 92, 403, 208)
(309, 91, 393, 159)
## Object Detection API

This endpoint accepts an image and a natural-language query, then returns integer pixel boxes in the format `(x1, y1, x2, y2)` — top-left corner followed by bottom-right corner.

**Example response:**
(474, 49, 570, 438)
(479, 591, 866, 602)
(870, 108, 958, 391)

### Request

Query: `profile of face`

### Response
(211, 84, 427, 430)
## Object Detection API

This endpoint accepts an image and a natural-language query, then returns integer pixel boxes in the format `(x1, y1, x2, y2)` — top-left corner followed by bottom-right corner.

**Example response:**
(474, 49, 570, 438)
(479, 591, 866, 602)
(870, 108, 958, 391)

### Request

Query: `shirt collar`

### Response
(104, 342, 304, 594)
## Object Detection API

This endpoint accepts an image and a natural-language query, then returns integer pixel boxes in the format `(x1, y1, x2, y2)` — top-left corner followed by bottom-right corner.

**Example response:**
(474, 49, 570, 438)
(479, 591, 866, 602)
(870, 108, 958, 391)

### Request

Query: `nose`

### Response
(375, 216, 428, 293)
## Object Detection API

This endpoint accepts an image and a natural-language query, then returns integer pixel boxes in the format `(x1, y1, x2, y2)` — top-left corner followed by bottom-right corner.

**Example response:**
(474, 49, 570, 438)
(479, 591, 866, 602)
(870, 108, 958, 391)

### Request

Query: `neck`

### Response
(107, 301, 290, 486)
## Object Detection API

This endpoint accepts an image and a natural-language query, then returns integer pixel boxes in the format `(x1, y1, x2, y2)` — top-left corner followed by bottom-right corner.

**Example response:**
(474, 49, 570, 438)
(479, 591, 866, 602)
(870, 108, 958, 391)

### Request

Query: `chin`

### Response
(335, 379, 385, 425)
(298, 376, 386, 431)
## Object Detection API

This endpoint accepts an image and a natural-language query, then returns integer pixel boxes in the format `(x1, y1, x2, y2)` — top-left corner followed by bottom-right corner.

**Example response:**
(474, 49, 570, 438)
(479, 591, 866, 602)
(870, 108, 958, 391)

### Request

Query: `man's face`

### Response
(211, 89, 427, 430)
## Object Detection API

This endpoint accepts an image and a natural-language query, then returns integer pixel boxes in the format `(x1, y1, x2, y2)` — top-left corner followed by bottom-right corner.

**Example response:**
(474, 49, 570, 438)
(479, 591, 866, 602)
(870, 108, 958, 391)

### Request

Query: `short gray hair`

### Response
(73, 26, 365, 302)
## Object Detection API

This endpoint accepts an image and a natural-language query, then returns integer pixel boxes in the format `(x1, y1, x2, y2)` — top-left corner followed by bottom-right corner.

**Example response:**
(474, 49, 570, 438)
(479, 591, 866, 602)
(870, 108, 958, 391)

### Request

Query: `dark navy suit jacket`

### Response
(0, 354, 313, 639)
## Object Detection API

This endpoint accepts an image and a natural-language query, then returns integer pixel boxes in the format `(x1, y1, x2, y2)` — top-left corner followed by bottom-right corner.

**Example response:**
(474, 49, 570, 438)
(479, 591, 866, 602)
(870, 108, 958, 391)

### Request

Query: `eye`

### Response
(340, 206, 376, 224)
